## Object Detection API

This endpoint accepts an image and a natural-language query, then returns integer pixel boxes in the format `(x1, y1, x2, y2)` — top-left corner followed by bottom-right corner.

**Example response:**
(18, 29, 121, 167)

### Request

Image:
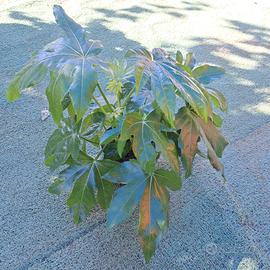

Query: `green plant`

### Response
(6, 6, 228, 262)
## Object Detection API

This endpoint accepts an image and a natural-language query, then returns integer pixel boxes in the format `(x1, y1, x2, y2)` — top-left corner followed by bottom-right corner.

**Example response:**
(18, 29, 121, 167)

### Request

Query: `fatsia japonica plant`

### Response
(6, 6, 228, 262)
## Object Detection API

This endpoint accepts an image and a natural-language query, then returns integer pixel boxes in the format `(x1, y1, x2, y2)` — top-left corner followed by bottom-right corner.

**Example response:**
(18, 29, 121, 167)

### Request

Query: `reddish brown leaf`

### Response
(175, 107, 199, 177)
(196, 118, 228, 158)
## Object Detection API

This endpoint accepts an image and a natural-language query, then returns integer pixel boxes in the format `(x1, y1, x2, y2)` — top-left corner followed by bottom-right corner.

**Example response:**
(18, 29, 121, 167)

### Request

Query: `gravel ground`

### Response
(0, 0, 270, 269)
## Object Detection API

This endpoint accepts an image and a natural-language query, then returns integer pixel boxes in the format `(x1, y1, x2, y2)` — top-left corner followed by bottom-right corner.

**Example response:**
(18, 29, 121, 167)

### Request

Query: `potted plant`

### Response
(6, 6, 228, 262)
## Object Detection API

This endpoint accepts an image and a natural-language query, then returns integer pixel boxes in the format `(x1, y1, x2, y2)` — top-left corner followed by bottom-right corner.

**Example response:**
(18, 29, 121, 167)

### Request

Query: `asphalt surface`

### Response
(0, 0, 270, 269)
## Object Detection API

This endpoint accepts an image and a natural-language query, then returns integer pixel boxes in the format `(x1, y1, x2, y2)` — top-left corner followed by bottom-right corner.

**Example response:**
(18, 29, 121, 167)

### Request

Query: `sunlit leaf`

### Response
(192, 64, 225, 85)
(6, 63, 47, 101)
(208, 88, 228, 112)
(184, 52, 196, 69)
(212, 112, 223, 128)
(176, 50, 183, 65)
(6, 5, 103, 120)
(117, 111, 179, 173)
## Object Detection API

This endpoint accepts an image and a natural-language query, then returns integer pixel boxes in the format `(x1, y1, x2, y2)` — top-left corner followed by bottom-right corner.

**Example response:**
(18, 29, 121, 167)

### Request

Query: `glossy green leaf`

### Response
(100, 127, 120, 145)
(67, 172, 95, 223)
(92, 159, 119, 209)
(184, 52, 196, 69)
(103, 160, 145, 184)
(48, 162, 86, 195)
(117, 112, 157, 173)
(6, 63, 47, 101)
(118, 111, 179, 173)
(44, 118, 81, 169)
(59, 157, 118, 222)
(176, 50, 183, 65)
(126, 48, 216, 122)
(134, 65, 149, 93)
(208, 88, 228, 112)
(46, 71, 68, 125)
(162, 63, 209, 122)
(6, 5, 103, 120)
(108, 180, 147, 228)
(212, 113, 223, 128)
(150, 65, 176, 126)
(81, 111, 105, 136)
(192, 64, 225, 85)
(48, 179, 65, 195)
(139, 179, 169, 262)
(154, 169, 182, 191)
(135, 48, 210, 121)
(103, 161, 147, 227)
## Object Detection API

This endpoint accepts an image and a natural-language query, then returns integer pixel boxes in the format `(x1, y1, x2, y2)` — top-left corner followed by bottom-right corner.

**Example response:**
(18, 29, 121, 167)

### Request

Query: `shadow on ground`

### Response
(1, 2, 270, 270)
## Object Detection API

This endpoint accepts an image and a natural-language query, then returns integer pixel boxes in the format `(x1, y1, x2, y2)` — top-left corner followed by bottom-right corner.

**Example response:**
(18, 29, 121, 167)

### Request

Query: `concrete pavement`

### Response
(0, 0, 270, 269)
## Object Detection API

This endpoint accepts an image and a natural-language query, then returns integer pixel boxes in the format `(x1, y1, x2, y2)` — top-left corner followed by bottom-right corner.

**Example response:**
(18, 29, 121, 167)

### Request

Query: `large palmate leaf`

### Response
(103, 161, 177, 259)
(176, 107, 228, 177)
(49, 156, 118, 223)
(67, 171, 96, 223)
(139, 177, 169, 262)
(48, 163, 87, 195)
(103, 161, 147, 227)
(45, 118, 81, 169)
(126, 48, 176, 125)
(126, 47, 211, 122)
(117, 111, 179, 173)
(7, 5, 103, 119)
(175, 107, 199, 177)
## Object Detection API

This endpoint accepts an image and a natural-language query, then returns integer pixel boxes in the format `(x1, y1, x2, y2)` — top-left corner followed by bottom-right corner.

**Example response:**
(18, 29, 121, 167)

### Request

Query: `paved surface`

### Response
(0, 0, 270, 269)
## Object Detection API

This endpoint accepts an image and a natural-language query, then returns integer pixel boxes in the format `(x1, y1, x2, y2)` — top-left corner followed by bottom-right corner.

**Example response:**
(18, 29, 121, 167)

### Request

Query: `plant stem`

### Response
(117, 93, 121, 108)
(122, 86, 135, 107)
(92, 96, 107, 114)
(97, 82, 114, 112)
